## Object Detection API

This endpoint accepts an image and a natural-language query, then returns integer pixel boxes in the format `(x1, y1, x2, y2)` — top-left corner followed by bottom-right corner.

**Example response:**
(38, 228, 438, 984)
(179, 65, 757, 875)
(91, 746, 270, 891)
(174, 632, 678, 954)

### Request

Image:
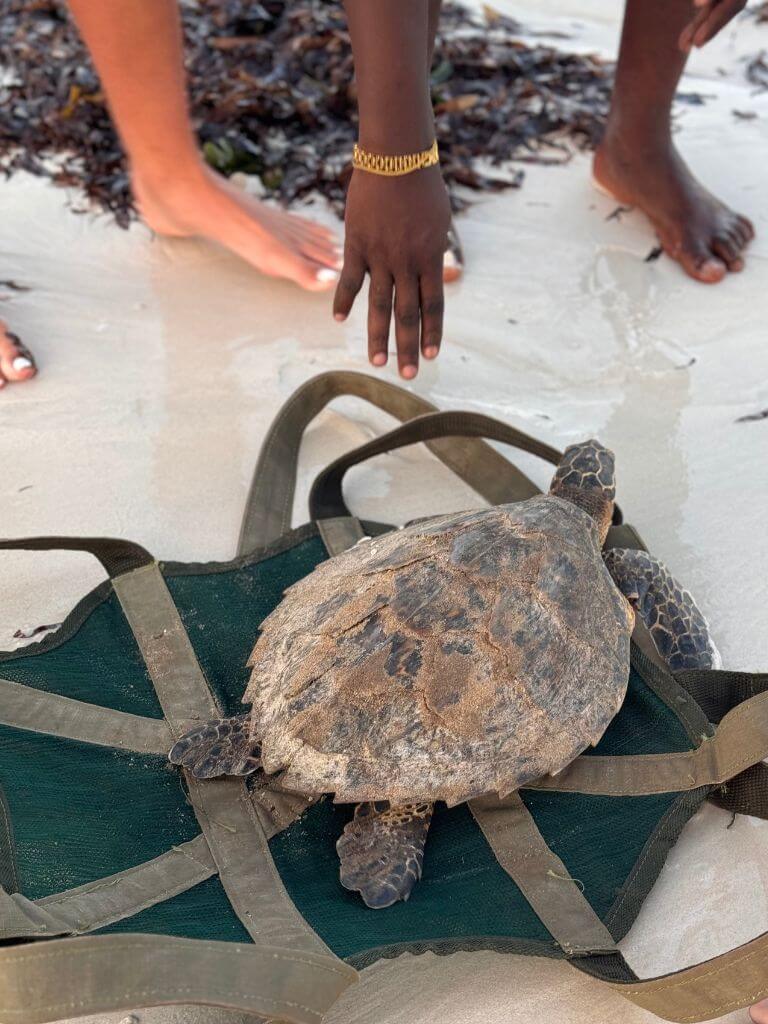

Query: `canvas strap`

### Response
(0, 836, 216, 939)
(0, 934, 354, 1024)
(112, 562, 338, 958)
(305, 404, 637, 559)
(0, 675, 172, 754)
(309, 409, 561, 521)
(469, 793, 617, 956)
(238, 370, 554, 554)
(0, 539, 356, 1019)
(677, 670, 768, 819)
(0, 536, 153, 576)
(526, 681, 768, 797)
(473, 788, 768, 1022)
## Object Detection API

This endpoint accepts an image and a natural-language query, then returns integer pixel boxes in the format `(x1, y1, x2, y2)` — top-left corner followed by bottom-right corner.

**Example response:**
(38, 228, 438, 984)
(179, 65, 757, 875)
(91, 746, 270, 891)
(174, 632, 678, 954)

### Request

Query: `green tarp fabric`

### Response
(0, 527, 705, 964)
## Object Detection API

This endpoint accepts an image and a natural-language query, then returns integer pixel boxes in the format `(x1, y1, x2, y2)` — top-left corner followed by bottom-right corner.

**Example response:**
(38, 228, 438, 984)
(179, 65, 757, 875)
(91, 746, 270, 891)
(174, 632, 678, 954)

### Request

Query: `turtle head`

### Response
(549, 440, 615, 545)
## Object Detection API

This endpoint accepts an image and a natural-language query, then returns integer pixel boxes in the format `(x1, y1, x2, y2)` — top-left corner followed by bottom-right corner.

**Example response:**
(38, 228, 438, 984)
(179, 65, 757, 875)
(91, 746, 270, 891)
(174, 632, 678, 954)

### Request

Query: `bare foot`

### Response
(593, 134, 754, 283)
(0, 324, 36, 390)
(133, 164, 342, 292)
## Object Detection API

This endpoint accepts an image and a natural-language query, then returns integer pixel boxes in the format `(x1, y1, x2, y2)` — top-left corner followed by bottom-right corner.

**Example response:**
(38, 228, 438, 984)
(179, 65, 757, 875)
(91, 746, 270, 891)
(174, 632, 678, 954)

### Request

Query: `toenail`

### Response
(401, 365, 417, 379)
(334, 312, 346, 323)
(316, 268, 339, 283)
(424, 345, 439, 359)
(12, 357, 33, 372)
(371, 352, 387, 366)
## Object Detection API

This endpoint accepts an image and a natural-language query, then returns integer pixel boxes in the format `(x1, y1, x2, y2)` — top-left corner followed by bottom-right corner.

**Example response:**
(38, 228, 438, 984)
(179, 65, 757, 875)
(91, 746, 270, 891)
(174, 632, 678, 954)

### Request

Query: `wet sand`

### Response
(1, 1, 767, 1022)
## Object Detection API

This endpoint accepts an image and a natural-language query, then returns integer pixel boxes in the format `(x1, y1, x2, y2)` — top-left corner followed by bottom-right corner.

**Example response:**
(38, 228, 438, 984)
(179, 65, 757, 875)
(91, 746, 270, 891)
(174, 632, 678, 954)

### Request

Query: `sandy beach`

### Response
(1, 2, 767, 1022)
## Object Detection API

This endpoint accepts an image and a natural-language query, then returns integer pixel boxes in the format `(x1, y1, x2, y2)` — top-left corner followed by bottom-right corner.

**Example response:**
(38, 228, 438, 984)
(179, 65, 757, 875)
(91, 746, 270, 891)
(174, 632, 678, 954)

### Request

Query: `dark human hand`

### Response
(679, 0, 747, 50)
(334, 164, 450, 379)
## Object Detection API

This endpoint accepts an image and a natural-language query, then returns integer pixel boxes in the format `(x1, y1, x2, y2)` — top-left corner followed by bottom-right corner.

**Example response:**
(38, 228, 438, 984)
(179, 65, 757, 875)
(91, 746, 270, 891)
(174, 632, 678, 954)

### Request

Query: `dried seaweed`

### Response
(0, 0, 614, 225)
(736, 408, 768, 423)
(746, 50, 768, 91)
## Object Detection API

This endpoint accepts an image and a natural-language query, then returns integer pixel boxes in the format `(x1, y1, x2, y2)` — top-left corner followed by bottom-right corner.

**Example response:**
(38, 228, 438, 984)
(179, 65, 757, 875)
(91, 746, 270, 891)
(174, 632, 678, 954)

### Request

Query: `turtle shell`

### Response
(245, 496, 634, 805)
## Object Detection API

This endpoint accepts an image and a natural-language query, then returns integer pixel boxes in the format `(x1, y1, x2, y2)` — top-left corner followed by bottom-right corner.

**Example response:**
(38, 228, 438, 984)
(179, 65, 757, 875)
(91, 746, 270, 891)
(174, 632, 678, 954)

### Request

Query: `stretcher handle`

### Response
(0, 537, 153, 578)
(238, 371, 551, 556)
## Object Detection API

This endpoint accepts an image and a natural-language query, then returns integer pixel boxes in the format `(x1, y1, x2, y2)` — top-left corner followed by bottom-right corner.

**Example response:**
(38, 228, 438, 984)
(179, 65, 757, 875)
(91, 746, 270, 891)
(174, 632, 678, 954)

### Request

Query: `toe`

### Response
(711, 235, 743, 272)
(300, 237, 343, 271)
(262, 243, 340, 292)
(675, 241, 727, 284)
(737, 214, 756, 243)
(0, 326, 36, 383)
(733, 217, 754, 248)
(295, 258, 340, 292)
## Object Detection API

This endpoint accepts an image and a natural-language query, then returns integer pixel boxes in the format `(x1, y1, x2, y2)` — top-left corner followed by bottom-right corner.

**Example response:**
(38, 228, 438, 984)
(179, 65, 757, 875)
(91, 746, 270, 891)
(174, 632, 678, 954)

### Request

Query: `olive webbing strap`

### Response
(525, 683, 768, 797)
(469, 793, 618, 956)
(0, 836, 216, 940)
(0, 675, 172, 754)
(0, 536, 153, 576)
(473, 792, 768, 1022)
(112, 562, 341, 961)
(0, 782, 18, 895)
(588, 931, 768, 1022)
(238, 370, 552, 555)
(309, 409, 562, 521)
(676, 670, 768, 820)
(0, 934, 355, 1024)
(316, 516, 368, 558)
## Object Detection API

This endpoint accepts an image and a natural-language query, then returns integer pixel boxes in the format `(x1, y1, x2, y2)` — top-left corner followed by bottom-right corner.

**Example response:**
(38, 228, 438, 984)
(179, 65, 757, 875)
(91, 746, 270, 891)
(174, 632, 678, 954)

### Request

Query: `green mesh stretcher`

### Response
(2, 371, 768, 1024)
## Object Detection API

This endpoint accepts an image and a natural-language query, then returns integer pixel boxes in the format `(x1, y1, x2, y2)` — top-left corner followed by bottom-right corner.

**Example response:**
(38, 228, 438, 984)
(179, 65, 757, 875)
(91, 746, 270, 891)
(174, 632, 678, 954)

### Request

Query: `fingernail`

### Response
(423, 345, 439, 359)
(371, 352, 387, 367)
(401, 365, 417, 380)
(12, 357, 33, 372)
(334, 312, 346, 322)
(316, 268, 339, 283)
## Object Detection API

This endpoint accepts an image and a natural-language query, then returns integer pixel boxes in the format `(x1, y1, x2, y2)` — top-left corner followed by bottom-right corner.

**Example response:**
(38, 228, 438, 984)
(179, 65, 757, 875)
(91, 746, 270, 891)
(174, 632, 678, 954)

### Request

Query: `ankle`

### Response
(131, 153, 211, 203)
(599, 119, 673, 162)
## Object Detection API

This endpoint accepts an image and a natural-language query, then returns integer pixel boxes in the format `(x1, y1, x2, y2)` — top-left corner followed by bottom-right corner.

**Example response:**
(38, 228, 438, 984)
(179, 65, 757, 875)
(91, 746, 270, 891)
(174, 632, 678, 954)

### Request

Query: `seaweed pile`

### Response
(0, 0, 614, 226)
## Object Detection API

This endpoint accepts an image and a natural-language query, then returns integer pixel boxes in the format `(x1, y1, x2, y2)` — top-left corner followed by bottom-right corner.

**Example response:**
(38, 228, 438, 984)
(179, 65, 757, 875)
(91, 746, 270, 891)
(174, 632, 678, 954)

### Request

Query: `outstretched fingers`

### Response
(333, 251, 367, 324)
(420, 265, 444, 360)
(336, 254, 445, 379)
(367, 271, 393, 367)
(394, 277, 421, 379)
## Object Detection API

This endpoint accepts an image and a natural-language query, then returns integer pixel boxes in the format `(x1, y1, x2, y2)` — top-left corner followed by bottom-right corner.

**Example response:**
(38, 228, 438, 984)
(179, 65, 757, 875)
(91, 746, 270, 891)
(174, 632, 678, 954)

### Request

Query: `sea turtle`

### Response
(169, 440, 720, 909)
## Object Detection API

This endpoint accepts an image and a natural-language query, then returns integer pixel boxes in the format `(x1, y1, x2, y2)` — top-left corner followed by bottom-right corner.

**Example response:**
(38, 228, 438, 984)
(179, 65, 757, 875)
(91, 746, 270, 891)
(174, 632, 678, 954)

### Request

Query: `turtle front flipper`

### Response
(168, 713, 262, 779)
(604, 548, 721, 671)
(337, 801, 433, 909)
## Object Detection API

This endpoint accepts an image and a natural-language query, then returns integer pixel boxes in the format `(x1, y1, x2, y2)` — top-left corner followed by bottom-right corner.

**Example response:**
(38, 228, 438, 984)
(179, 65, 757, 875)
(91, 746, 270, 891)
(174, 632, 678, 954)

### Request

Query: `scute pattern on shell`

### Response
(245, 496, 634, 805)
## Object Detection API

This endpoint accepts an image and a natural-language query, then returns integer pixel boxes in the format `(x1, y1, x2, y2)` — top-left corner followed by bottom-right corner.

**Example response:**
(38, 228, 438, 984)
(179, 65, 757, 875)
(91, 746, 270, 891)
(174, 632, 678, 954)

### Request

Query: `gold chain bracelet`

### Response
(352, 140, 439, 177)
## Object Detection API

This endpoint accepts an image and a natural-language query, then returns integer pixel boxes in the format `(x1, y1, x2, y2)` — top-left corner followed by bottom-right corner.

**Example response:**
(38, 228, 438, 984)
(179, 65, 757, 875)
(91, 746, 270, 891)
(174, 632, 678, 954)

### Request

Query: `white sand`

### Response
(1, 2, 767, 1022)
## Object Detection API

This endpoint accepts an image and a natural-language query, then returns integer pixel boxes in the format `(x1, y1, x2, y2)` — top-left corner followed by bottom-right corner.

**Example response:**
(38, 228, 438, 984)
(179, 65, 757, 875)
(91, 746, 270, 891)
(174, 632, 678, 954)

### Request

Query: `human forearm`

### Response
(343, 0, 434, 153)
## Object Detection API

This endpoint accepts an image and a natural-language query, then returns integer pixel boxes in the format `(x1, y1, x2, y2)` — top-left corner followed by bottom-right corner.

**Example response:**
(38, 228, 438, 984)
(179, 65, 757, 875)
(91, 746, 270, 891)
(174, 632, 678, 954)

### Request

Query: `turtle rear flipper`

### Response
(169, 713, 262, 779)
(337, 802, 433, 909)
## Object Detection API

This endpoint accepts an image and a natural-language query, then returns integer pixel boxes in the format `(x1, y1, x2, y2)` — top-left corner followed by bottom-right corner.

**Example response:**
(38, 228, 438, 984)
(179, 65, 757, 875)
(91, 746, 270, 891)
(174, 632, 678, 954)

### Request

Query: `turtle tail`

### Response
(168, 713, 262, 779)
